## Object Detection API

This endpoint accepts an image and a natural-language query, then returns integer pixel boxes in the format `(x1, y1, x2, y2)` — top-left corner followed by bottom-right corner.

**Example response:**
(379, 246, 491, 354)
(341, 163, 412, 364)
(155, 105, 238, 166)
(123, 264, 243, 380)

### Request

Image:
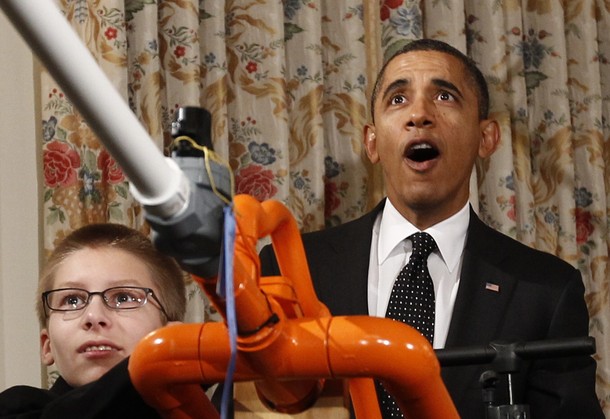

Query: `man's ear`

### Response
(364, 124, 379, 164)
(40, 328, 54, 366)
(478, 118, 500, 158)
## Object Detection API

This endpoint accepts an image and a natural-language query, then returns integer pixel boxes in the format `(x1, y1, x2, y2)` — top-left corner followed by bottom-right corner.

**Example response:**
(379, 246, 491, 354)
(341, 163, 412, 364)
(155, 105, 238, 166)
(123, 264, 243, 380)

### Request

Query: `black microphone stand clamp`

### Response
(479, 341, 530, 419)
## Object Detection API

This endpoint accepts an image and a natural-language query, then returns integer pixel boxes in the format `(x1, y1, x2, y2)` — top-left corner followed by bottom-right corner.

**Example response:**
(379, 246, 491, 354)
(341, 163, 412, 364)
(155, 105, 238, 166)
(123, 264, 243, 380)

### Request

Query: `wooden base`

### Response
(234, 380, 350, 418)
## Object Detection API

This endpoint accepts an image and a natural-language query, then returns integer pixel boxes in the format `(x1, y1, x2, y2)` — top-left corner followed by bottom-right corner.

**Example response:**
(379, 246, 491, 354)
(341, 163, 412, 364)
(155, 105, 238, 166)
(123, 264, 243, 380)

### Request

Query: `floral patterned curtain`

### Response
(40, 0, 610, 411)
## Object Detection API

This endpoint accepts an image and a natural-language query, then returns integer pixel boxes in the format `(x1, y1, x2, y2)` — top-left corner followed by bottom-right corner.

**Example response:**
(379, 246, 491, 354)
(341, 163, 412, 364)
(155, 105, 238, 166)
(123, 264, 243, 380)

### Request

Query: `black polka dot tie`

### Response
(377, 232, 437, 418)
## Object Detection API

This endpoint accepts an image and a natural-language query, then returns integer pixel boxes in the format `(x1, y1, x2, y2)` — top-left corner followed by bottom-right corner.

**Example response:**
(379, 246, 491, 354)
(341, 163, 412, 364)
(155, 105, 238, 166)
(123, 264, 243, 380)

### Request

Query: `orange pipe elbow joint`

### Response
(128, 323, 217, 418)
(327, 316, 459, 419)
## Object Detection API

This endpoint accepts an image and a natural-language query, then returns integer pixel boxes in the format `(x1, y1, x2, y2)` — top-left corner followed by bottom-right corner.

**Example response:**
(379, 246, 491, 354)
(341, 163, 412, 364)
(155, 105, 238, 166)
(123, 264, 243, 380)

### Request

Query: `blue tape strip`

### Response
(219, 204, 236, 419)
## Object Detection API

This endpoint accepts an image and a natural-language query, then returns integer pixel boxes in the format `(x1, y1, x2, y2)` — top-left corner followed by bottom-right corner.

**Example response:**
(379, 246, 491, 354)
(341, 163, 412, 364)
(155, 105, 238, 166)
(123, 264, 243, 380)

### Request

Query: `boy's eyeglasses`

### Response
(42, 286, 169, 319)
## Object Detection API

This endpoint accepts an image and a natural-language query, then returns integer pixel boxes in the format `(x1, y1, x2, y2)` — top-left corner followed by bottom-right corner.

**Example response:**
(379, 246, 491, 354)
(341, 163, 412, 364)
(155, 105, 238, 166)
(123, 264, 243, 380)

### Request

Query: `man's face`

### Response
(40, 247, 166, 387)
(365, 50, 498, 228)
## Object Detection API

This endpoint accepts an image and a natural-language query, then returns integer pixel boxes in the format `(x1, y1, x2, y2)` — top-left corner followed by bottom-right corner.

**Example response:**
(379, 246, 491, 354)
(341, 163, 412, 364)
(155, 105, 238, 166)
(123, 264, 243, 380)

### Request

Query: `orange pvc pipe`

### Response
(129, 195, 459, 418)
(233, 195, 330, 319)
(233, 314, 457, 418)
(234, 301, 329, 413)
(326, 316, 457, 419)
(348, 378, 382, 418)
(130, 315, 457, 418)
(258, 199, 330, 319)
(229, 195, 328, 411)
(128, 323, 217, 419)
(129, 322, 262, 418)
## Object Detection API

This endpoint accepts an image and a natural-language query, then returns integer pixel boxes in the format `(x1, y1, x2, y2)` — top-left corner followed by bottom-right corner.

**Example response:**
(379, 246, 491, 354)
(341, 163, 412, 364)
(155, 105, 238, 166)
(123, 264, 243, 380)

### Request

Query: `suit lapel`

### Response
(305, 201, 385, 316)
(441, 211, 518, 405)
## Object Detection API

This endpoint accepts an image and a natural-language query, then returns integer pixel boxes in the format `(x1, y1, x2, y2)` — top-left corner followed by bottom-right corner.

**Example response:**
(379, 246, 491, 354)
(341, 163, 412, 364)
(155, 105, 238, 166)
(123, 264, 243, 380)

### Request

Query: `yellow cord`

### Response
(170, 135, 234, 205)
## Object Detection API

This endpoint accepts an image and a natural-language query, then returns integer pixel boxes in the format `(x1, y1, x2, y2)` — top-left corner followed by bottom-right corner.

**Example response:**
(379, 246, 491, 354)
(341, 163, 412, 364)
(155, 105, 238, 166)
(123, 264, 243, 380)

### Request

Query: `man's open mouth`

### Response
(406, 143, 440, 162)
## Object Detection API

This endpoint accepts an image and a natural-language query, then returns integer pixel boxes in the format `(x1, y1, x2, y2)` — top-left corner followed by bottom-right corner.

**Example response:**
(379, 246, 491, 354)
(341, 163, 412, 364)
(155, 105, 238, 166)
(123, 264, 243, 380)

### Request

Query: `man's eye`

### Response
(390, 95, 406, 105)
(437, 91, 455, 101)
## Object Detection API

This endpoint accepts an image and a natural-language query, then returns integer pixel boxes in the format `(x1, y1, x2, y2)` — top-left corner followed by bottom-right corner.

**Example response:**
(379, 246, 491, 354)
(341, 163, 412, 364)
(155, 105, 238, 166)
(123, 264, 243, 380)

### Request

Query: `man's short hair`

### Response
(370, 38, 490, 122)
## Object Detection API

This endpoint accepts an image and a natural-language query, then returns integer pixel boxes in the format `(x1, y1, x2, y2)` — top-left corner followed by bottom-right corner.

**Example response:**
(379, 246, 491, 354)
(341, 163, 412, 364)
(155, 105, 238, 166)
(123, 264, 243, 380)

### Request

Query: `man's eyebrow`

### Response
(432, 78, 464, 100)
(380, 78, 409, 103)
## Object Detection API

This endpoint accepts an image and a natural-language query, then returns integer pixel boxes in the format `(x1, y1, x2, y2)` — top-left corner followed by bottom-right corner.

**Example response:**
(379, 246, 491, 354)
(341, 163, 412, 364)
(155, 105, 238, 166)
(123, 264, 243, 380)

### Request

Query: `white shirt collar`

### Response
(378, 199, 470, 273)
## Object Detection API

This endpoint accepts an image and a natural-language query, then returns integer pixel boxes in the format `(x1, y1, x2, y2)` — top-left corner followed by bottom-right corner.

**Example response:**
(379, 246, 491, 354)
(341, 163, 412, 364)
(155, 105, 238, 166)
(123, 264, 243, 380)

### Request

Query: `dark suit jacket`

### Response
(260, 200, 603, 418)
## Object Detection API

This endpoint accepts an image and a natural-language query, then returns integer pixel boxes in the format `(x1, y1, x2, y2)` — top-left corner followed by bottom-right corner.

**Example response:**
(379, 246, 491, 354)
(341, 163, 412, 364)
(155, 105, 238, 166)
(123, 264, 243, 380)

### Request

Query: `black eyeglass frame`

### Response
(42, 286, 169, 319)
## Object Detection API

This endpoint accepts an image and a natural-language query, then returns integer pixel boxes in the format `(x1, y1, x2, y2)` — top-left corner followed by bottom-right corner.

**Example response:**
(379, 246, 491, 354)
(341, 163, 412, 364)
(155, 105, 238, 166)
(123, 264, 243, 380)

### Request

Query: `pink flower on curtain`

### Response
(43, 141, 81, 188)
(235, 164, 277, 201)
(104, 27, 118, 40)
(97, 149, 125, 184)
(575, 208, 594, 245)
(246, 61, 258, 73)
(380, 0, 403, 21)
(174, 46, 186, 57)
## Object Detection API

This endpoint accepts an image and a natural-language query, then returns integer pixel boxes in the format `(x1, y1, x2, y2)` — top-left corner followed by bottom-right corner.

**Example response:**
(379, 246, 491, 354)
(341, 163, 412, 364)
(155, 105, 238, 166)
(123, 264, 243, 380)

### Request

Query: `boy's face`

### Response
(40, 247, 166, 387)
(364, 50, 498, 229)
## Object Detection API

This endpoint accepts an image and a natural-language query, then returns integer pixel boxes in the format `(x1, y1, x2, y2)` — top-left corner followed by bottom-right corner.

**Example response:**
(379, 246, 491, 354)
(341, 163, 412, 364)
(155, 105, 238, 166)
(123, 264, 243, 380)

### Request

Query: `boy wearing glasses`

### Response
(0, 223, 188, 417)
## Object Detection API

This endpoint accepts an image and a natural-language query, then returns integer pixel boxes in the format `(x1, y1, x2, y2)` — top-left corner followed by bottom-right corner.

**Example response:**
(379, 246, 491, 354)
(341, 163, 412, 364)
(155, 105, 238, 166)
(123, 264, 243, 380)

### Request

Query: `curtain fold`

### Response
(38, 0, 609, 411)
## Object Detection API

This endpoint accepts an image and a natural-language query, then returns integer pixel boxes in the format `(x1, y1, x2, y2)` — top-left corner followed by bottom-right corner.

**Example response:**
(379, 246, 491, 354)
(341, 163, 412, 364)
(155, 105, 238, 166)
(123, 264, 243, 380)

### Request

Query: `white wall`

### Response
(0, 11, 43, 389)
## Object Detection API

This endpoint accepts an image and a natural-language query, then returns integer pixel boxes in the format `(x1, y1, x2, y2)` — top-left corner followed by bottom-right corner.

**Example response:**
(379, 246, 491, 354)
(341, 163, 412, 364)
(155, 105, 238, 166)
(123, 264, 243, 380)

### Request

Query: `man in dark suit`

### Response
(260, 39, 603, 418)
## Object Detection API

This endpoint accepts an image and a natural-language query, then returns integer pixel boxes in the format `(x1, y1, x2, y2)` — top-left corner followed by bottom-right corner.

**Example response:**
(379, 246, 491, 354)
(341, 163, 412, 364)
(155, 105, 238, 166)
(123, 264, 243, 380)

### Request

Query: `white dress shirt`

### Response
(367, 199, 470, 349)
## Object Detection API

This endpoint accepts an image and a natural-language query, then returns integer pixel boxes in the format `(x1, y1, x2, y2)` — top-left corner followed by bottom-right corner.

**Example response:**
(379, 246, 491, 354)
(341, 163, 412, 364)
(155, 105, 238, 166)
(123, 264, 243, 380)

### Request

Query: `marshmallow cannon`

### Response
(1, 1, 458, 417)
(128, 193, 458, 418)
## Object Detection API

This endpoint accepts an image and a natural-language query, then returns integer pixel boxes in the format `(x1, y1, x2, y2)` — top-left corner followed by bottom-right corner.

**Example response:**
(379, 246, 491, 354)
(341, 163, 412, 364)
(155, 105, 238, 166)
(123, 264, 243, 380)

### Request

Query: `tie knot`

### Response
(409, 232, 437, 259)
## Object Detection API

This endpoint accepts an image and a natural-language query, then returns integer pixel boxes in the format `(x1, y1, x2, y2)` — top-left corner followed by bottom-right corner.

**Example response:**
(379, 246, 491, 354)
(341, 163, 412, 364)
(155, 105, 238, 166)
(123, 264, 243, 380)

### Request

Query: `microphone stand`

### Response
(436, 336, 596, 419)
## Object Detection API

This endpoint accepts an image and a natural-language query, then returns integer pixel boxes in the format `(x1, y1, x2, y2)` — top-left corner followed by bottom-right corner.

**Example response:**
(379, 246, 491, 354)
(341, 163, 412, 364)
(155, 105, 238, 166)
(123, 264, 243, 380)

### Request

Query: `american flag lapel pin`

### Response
(485, 282, 500, 293)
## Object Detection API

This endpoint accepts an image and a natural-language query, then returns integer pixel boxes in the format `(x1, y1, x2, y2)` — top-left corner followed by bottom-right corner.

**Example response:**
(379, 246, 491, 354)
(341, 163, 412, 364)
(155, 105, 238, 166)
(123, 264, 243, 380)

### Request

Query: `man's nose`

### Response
(406, 96, 434, 128)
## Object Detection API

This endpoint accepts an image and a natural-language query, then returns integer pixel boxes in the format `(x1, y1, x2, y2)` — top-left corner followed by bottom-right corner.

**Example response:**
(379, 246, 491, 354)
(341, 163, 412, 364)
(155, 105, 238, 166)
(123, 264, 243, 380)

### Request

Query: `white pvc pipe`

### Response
(0, 0, 189, 218)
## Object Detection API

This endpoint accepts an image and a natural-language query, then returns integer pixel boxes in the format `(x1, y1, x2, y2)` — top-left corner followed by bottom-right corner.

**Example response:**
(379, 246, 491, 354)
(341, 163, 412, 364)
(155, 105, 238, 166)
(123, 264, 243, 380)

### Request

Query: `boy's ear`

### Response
(40, 328, 54, 366)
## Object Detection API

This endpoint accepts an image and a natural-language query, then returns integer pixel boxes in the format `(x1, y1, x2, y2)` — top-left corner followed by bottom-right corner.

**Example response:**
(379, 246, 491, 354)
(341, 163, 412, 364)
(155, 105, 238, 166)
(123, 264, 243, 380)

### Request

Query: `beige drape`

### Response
(39, 0, 610, 412)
